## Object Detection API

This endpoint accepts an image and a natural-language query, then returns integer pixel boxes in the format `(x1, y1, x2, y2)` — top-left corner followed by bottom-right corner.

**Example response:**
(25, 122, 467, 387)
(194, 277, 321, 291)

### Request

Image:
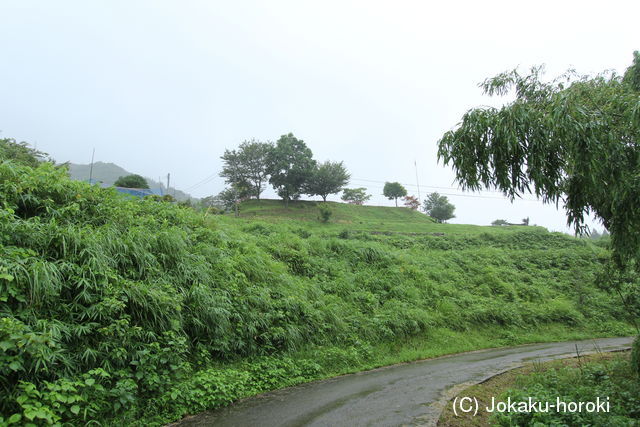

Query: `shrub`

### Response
(318, 204, 332, 223)
(493, 355, 640, 426)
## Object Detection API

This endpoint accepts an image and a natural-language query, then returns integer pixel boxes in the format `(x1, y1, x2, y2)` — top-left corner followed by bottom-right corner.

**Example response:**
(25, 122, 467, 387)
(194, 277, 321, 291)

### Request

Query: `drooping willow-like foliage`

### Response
(438, 52, 640, 266)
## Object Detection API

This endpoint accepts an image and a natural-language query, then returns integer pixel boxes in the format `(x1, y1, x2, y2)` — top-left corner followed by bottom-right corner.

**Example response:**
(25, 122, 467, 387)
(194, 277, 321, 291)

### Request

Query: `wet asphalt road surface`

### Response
(177, 336, 633, 427)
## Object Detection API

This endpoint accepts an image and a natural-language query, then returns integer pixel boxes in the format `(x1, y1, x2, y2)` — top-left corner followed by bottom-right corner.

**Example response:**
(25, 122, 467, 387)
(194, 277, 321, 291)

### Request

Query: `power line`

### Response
(353, 179, 541, 202)
(352, 177, 506, 194)
(183, 172, 218, 192)
(431, 192, 540, 202)
(177, 170, 540, 203)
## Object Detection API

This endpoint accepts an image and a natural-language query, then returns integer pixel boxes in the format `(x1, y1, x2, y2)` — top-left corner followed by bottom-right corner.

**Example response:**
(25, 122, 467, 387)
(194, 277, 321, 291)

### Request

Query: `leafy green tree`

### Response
(492, 219, 508, 226)
(341, 187, 371, 205)
(0, 138, 49, 167)
(114, 174, 149, 189)
(305, 161, 351, 202)
(438, 51, 640, 267)
(266, 133, 316, 207)
(423, 192, 455, 223)
(216, 183, 250, 217)
(220, 139, 273, 200)
(383, 182, 407, 207)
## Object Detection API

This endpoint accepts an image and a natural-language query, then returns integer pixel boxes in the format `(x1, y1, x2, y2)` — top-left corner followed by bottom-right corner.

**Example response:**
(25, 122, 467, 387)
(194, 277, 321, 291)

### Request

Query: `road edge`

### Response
(419, 345, 632, 427)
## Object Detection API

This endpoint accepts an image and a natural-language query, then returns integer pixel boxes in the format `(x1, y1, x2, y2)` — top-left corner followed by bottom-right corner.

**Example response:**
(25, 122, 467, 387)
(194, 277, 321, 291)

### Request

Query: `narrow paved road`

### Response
(177, 337, 633, 427)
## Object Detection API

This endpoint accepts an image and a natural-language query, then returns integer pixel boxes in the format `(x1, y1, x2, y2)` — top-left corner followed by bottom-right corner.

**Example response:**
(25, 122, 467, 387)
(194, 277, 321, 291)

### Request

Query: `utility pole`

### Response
(414, 160, 422, 206)
(166, 173, 170, 194)
(89, 148, 95, 183)
(159, 176, 163, 195)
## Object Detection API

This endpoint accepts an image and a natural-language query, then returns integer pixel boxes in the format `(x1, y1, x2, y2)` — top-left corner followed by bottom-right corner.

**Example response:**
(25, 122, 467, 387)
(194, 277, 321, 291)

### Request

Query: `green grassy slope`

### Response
(238, 199, 436, 225)
(236, 198, 534, 234)
(0, 162, 632, 425)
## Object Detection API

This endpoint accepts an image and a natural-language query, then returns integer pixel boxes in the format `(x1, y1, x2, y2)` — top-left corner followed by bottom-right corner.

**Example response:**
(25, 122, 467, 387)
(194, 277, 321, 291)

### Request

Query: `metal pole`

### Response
(89, 148, 95, 183)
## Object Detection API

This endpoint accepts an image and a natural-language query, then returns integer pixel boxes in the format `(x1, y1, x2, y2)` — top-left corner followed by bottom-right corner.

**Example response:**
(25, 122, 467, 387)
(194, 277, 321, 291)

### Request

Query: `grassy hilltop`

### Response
(237, 198, 438, 227)
(235, 198, 534, 234)
(0, 161, 633, 425)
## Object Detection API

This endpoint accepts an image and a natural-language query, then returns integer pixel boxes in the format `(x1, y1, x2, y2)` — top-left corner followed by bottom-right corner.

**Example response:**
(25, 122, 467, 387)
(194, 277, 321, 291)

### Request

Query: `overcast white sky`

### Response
(1, 1, 638, 232)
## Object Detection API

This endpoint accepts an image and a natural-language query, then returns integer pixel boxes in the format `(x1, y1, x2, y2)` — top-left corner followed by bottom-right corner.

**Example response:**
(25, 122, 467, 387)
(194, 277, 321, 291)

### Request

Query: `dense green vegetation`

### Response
(438, 351, 639, 426)
(0, 139, 49, 168)
(0, 159, 634, 425)
(492, 353, 640, 426)
(437, 53, 640, 425)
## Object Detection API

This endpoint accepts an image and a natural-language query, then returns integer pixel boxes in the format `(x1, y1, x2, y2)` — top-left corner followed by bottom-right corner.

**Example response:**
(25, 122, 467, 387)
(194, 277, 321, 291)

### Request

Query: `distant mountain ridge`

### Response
(67, 161, 194, 201)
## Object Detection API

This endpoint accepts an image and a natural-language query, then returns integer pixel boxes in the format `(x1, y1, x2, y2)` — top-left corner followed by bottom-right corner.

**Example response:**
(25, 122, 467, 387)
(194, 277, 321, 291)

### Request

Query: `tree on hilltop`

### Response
(220, 139, 272, 200)
(383, 182, 407, 207)
(423, 192, 455, 223)
(305, 161, 351, 202)
(402, 195, 420, 210)
(216, 182, 251, 217)
(114, 174, 149, 189)
(341, 187, 371, 205)
(266, 133, 316, 208)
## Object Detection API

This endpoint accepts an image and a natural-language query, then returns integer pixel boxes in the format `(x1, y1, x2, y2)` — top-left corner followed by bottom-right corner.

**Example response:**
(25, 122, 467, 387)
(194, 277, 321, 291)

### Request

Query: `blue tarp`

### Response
(84, 179, 164, 198)
(114, 187, 164, 198)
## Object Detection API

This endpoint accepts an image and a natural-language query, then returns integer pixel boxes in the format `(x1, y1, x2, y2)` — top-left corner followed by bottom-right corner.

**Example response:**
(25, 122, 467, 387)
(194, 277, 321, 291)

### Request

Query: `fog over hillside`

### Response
(2, 2, 635, 233)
